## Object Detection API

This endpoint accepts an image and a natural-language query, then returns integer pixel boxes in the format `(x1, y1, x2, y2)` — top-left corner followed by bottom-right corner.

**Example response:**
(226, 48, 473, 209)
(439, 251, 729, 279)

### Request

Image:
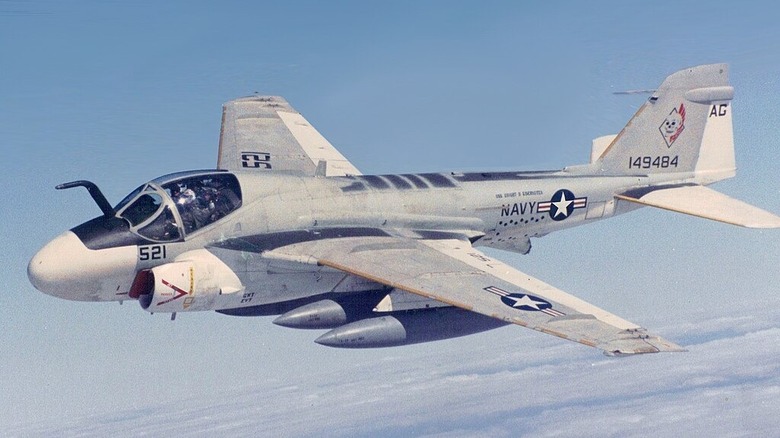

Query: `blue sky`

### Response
(3, 1, 780, 435)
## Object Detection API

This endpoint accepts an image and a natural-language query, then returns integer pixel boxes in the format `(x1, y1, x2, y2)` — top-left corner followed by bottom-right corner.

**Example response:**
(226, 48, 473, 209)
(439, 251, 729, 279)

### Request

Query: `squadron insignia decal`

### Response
(484, 286, 566, 317)
(241, 151, 272, 169)
(157, 279, 190, 306)
(537, 189, 587, 221)
(659, 103, 686, 147)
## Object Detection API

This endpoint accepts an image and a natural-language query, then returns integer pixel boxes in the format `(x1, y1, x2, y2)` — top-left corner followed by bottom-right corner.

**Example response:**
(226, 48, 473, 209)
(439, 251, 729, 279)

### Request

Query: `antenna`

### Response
(612, 89, 656, 95)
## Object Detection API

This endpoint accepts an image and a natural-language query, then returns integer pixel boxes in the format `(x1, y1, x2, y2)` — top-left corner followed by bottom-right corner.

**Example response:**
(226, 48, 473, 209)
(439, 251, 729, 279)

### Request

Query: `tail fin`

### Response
(596, 64, 735, 184)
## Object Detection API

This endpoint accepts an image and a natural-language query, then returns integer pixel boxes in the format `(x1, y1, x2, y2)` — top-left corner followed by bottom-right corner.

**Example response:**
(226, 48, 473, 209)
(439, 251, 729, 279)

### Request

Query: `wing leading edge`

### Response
(267, 237, 684, 356)
(217, 96, 361, 176)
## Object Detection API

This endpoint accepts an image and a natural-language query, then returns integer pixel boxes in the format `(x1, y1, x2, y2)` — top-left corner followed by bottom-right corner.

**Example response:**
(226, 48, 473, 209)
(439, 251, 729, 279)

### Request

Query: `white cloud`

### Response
(10, 299, 780, 437)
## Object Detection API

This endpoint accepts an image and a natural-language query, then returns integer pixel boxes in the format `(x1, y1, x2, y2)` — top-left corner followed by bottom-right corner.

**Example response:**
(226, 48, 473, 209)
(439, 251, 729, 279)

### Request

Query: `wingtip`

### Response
(600, 331, 686, 357)
(603, 346, 687, 357)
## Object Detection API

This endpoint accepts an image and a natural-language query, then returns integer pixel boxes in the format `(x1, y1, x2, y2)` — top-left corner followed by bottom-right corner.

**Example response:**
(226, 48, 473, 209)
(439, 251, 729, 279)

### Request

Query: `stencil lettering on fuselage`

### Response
(500, 189, 587, 222)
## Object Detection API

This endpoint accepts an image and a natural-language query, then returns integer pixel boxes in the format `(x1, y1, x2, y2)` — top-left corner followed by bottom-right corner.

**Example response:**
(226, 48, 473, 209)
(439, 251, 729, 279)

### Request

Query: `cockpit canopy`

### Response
(114, 171, 242, 242)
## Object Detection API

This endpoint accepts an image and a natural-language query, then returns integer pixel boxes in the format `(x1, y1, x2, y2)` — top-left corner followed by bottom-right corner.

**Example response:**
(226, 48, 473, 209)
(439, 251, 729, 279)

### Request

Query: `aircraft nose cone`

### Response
(28, 230, 138, 301)
(28, 231, 87, 296)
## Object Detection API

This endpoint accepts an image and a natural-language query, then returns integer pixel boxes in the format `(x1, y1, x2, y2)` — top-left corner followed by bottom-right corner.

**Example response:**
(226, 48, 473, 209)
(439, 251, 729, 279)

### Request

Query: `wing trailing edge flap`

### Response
(616, 185, 780, 228)
(266, 237, 684, 355)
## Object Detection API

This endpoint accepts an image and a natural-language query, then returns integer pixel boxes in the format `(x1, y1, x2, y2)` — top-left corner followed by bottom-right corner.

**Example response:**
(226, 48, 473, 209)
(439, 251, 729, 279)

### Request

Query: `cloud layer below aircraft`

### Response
(11, 297, 780, 437)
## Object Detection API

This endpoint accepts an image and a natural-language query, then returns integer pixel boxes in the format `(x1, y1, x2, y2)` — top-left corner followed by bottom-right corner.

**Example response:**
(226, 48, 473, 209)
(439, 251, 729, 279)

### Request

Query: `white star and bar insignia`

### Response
(484, 286, 566, 317)
(537, 189, 587, 221)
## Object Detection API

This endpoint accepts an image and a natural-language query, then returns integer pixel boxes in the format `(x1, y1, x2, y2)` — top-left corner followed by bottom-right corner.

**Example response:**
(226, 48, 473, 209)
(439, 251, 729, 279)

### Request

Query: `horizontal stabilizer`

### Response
(616, 185, 780, 228)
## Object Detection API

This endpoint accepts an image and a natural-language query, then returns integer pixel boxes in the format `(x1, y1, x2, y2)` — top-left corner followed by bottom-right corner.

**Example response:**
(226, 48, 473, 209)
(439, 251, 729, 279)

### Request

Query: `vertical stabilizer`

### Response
(596, 64, 734, 184)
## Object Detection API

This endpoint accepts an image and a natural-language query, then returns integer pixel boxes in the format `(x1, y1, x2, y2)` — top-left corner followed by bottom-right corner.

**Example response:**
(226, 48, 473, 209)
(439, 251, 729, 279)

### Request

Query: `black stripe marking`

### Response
(450, 171, 622, 182)
(359, 175, 390, 189)
(452, 171, 556, 182)
(341, 181, 367, 192)
(212, 228, 392, 252)
(418, 173, 456, 188)
(401, 174, 429, 189)
(217, 290, 388, 317)
(72, 216, 154, 250)
(383, 174, 413, 190)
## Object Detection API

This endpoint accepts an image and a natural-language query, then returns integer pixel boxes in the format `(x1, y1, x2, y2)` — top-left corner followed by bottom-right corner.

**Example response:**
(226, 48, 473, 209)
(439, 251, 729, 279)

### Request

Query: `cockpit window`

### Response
(162, 174, 242, 235)
(114, 171, 242, 242)
(114, 185, 144, 211)
(120, 193, 163, 227)
(138, 206, 181, 241)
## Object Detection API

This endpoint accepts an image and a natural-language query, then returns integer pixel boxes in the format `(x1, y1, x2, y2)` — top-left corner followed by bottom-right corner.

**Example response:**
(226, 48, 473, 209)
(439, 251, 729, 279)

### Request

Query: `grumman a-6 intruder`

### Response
(28, 64, 780, 356)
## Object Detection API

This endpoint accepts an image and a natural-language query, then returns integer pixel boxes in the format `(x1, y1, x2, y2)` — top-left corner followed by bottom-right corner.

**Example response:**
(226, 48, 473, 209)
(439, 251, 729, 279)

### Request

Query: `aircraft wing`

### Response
(217, 96, 362, 176)
(267, 236, 684, 356)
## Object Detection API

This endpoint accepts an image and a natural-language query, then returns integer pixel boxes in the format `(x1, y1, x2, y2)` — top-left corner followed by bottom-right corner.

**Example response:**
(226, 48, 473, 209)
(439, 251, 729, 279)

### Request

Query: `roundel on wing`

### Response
(500, 293, 552, 312)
